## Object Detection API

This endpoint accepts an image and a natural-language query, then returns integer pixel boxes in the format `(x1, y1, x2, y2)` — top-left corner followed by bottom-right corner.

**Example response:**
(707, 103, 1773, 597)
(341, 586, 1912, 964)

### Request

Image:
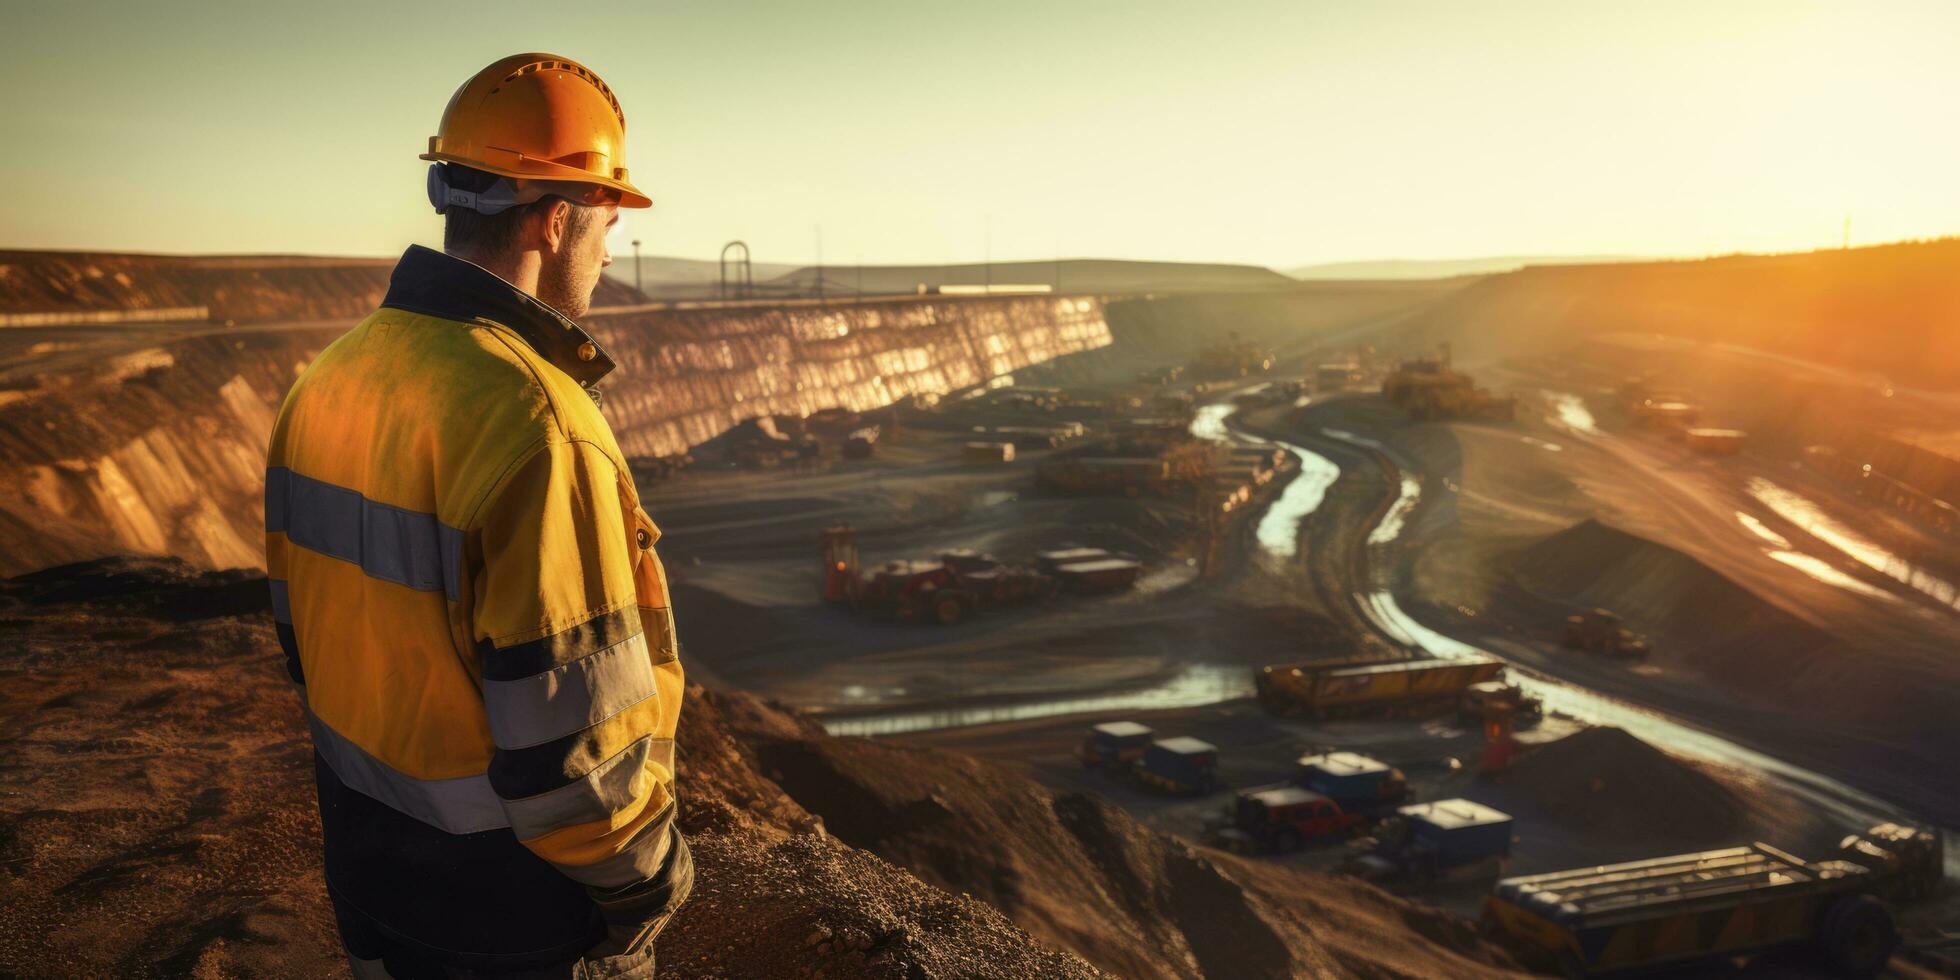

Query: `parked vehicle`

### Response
(1205, 785, 1364, 854)
(1345, 799, 1514, 883)
(1484, 842, 1899, 978)
(1256, 655, 1505, 719)
(1132, 737, 1219, 796)
(1077, 721, 1153, 773)
(1293, 751, 1409, 816)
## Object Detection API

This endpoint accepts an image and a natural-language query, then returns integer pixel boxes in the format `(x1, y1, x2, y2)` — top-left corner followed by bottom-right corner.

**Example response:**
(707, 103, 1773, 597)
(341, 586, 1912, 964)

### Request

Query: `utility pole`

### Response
(631, 239, 643, 297)
(814, 225, 825, 302)
(1842, 214, 1851, 250)
(984, 213, 992, 294)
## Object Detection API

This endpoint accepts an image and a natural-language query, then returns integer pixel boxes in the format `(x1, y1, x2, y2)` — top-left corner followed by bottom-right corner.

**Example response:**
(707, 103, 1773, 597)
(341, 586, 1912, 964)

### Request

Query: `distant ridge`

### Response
(1286, 255, 1642, 280)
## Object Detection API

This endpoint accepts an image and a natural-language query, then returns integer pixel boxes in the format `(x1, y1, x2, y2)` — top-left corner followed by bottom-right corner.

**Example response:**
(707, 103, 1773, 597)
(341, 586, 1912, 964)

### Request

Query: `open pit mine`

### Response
(2, 243, 1957, 978)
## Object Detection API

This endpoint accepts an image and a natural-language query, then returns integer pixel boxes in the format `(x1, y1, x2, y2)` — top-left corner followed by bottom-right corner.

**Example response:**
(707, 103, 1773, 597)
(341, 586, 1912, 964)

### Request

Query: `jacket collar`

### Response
(382, 245, 616, 386)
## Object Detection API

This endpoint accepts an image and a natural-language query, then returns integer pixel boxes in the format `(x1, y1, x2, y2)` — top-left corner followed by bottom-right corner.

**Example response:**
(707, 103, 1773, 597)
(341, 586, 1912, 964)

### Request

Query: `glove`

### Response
(585, 825, 694, 959)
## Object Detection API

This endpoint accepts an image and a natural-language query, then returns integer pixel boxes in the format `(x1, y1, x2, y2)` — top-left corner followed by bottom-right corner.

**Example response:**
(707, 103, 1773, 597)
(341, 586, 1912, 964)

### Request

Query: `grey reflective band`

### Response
(551, 800, 677, 889)
(265, 467, 464, 600)
(268, 578, 292, 625)
(306, 709, 510, 834)
(482, 632, 659, 750)
(426, 164, 604, 216)
(501, 734, 673, 841)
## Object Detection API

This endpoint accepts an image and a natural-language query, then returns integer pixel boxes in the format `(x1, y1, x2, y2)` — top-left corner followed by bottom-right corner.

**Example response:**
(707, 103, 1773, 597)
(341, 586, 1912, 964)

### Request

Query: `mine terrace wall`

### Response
(0, 275, 1112, 576)
(587, 295, 1110, 458)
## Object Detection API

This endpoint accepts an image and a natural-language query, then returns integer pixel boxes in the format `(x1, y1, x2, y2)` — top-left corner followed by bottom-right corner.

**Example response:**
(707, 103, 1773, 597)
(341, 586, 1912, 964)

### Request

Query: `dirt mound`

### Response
(1491, 727, 1749, 846)
(1395, 238, 1960, 390)
(739, 727, 1516, 979)
(0, 559, 1102, 978)
(1510, 518, 1836, 667)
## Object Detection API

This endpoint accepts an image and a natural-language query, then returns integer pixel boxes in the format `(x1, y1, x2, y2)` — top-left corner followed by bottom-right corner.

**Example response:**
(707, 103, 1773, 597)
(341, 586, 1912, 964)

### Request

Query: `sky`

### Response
(3, 0, 1957, 269)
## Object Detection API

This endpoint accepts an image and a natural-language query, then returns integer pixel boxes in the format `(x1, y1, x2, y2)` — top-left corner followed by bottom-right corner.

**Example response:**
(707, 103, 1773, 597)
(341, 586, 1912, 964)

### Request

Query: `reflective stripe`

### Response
(307, 710, 509, 834)
(482, 632, 656, 750)
(268, 578, 293, 624)
(264, 467, 464, 599)
(480, 606, 641, 682)
(552, 801, 676, 889)
(501, 735, 672, 840)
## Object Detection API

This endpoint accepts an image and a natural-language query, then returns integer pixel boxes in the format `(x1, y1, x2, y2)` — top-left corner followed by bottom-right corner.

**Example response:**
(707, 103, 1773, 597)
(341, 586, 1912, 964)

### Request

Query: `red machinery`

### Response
(819, 525, 1056, 625)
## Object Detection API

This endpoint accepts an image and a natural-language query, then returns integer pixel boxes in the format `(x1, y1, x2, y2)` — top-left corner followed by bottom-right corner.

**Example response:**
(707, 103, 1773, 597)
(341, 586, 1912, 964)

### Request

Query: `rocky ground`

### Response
(0, 558, 1519, 978)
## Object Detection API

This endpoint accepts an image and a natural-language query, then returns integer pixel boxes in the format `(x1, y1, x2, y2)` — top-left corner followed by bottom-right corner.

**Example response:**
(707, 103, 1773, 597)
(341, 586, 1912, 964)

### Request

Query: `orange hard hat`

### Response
(421, 53, 651, 208)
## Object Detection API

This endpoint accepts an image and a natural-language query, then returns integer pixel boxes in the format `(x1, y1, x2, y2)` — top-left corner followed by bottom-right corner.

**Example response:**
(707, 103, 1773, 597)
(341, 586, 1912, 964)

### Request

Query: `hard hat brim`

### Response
(420, 151, 652, 209)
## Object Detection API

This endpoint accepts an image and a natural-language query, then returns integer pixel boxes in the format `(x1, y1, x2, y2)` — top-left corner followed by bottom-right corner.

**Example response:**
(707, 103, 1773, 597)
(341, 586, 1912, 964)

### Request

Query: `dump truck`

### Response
(842, 426, 880, 459)
(1562, 609, 1649, 660)
(1132, 737, 1219, 796)
(1052, 558, 1142, 594)
(1458, 679, 1543, 729)
(1036, 546, 1116, 573)
(1293, 751, 1409, 816)
(1345, 799, 1514, 883)
(1077, 721, 1153, 773)
(1835, 822, 1943, 903)
(818, 525, 1055, 624)
(1255, 655, 1506, 719)
(1483, 842, 1898, 978)
(961, 441, 1015, 464)
(1382, 358, 1515, 422)
(1205, 785, 1366, 854)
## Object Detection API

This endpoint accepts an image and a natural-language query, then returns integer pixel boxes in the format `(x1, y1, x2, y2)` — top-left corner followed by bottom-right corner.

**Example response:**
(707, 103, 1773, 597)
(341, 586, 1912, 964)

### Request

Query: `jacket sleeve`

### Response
(470, 439, 679, 891)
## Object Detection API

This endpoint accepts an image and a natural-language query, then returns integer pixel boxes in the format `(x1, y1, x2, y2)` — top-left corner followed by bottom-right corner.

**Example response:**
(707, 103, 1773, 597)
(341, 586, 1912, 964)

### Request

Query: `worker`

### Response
(263, 53, 688, 978)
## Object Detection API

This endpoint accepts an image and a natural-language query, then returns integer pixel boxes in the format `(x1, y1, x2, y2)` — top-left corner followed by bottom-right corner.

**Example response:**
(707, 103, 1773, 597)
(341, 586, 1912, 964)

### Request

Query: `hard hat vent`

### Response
(500, 59, 624, 126)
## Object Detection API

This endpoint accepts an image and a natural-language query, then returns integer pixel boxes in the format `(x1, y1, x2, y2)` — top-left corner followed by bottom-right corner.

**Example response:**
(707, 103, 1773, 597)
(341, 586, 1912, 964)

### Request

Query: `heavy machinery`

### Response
(1836, 822, 1944, 903)
(1132, 737, 1219, 795)
(1255, 655, 1506, 719)
(1458, 680, 1543, 729)
(1205, 785, 1366, 854)
(1562, 609, 1650, 660)
(818, 525, 1055, 624)
(1077, 721, 1153, 773)
(1035, 439, 1215, 499)
(1345, 799, 1514, 883)
(1052, 558, 1143, 594)
(1381, 355, 1515, 422)
(961, 441, 1015, 464)
(1484, 841, 1902, 978)
(1293, 751, 1409, 816)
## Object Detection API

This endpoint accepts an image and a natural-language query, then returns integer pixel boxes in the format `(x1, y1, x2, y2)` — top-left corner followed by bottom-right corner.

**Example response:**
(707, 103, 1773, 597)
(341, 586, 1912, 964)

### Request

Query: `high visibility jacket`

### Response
(264, 245, 686, 963)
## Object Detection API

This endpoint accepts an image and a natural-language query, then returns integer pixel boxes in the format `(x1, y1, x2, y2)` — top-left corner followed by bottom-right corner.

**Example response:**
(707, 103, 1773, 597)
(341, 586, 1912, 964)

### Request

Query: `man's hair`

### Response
(441, 165, 601, 257)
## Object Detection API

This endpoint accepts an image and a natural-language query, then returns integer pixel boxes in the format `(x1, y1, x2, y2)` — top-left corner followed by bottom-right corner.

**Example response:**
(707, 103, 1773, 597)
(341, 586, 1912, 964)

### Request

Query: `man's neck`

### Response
(448, 248, 542, 300)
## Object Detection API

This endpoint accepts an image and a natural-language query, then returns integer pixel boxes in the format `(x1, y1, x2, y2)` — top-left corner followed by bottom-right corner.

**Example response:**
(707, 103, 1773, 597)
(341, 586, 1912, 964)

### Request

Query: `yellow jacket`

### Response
(265, 245, 685, 960)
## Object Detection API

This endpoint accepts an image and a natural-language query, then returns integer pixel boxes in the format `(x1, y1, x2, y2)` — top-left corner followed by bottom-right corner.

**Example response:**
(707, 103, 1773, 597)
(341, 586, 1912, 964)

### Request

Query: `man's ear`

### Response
(538, 199, 573, 254)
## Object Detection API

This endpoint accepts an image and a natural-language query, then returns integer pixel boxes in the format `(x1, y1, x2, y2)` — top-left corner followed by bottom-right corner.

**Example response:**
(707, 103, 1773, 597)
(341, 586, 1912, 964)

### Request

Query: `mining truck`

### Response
(1836, 822, 1943, 903)
(1204, 785, 1366, 854)
(1561, 609, 1649, 660)
(1132, 737, 1219, 796)
(1382, 359, 1516, 422)
(1344, 799, 1514, 884)
(1077, 721, 1153, 773)
(1293, 751, 1409, 816)
(1458, 680, 1543, 729)
(1483, 841, 1901, 978)
(818, 525, 1055, 624)
(1255, 655, 1506, 719)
